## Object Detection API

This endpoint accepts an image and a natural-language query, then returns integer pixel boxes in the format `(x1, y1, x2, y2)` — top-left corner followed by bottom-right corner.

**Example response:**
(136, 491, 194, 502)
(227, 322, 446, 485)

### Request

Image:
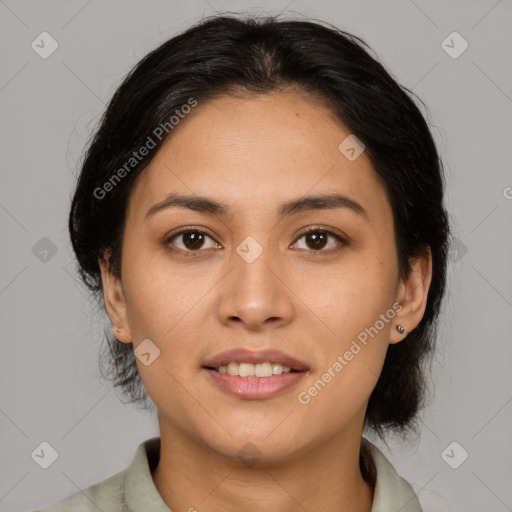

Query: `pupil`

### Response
(184, 232, 204, 250)
(307, 232, 327, 250)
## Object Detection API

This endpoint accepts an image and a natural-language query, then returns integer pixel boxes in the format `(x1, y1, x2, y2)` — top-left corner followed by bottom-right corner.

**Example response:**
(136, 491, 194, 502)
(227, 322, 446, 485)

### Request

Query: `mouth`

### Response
(202, 348, 309, 373)
(201, 348, 309, 399)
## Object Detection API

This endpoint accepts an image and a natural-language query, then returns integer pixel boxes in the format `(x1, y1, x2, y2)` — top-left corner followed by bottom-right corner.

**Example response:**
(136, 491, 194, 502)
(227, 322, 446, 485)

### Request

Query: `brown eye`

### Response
(166, 229, 218, 254)
(292, 228, 346, 253)
(304, 231, 328, 250)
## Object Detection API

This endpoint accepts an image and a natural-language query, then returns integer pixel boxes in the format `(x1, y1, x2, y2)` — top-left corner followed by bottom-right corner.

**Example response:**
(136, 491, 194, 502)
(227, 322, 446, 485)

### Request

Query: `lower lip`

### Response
(203, 368, 307, 399)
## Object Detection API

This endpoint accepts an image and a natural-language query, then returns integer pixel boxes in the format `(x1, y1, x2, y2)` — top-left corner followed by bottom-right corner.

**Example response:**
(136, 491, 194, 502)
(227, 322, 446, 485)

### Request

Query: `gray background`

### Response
(1, 0, 511, 511)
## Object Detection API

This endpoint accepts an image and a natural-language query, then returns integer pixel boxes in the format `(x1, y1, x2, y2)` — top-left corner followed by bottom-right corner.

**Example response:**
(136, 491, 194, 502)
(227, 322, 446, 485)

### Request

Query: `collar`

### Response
(361, 437, 423, 511)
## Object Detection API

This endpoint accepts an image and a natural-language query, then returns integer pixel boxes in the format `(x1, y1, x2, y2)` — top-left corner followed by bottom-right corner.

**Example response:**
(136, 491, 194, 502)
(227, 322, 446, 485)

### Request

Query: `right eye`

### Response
(164, 228, 220, 255)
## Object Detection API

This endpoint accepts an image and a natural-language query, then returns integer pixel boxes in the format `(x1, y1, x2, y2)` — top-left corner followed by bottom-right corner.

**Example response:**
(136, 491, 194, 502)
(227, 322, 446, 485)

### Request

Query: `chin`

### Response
(211, 437, 301, 468)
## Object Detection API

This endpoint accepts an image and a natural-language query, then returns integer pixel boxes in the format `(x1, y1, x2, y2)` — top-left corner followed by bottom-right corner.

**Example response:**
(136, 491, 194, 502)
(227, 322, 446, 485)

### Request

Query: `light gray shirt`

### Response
(35, 436, 422, 511)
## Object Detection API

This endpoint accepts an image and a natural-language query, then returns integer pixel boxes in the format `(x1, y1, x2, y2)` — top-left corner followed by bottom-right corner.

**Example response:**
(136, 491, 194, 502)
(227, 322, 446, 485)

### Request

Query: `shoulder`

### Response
(362, 437, 423, 512)
(34, 470, 126, 512)
(33, 437, 164, 512)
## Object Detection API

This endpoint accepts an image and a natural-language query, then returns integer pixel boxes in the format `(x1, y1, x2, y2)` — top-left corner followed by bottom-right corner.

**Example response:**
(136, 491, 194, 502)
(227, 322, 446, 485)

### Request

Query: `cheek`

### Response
(296, 303, 392, 429)
(121, 248, 204, 340)
(121, 254, 215, 402)
(299, 257, 396, 395)
(302, 259, 395, 332)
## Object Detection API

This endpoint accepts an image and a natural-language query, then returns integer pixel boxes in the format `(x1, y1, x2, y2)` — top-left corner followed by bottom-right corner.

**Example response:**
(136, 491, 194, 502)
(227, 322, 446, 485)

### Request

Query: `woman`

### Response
(37, 13, 450, 512)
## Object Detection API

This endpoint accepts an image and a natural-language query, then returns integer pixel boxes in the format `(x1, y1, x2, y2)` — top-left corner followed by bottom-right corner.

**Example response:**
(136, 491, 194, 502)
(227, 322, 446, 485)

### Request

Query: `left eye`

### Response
(292, 229, 346, 252)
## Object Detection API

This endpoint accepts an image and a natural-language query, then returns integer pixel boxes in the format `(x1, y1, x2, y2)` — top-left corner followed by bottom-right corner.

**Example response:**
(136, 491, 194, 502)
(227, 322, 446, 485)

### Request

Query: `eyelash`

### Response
(164, 226, 347, 257)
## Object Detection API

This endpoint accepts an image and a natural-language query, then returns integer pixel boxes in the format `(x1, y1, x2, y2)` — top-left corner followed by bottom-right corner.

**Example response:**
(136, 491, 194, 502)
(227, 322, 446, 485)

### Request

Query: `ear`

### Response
(98, 250, 132, 344)
(390, 246, 433, 344)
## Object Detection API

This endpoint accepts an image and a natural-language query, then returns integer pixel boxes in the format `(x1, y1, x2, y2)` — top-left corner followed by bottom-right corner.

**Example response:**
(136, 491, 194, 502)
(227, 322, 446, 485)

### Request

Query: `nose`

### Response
(216, 241, 295, 331)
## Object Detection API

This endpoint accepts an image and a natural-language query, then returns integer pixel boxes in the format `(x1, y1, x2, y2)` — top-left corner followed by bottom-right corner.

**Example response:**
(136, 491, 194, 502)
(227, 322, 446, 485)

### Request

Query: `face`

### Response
(100, 89, 431, 463)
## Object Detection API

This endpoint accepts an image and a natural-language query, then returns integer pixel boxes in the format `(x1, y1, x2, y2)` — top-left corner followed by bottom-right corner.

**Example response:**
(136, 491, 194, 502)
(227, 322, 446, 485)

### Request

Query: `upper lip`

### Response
(202, 348, 309, 371)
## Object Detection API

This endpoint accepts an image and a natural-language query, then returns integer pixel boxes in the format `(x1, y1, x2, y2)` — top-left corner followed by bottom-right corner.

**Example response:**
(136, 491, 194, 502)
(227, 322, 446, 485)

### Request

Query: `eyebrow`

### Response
(145, 191, 368, 221)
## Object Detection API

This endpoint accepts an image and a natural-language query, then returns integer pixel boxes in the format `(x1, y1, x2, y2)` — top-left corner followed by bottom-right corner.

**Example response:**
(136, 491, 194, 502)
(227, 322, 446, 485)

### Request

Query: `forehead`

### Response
(126, 91, 392, 229)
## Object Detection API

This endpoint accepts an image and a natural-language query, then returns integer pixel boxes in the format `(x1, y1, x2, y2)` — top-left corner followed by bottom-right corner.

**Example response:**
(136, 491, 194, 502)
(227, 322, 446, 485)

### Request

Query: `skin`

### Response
(99, 89, 432, 512)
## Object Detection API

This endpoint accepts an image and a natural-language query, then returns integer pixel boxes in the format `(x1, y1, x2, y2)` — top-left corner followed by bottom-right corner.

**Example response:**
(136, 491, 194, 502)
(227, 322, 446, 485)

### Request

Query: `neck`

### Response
(152, 420, 375, 512)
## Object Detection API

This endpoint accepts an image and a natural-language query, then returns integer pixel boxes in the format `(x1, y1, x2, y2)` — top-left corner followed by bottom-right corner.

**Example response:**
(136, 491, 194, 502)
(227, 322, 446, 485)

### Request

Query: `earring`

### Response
(396, 325, 405, 334)
(116, 327, 122, 333)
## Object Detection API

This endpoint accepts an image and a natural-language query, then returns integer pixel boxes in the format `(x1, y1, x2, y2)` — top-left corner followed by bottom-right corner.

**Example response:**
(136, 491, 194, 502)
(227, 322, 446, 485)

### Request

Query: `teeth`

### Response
(227, 362, 238, 376)
(216, 361, 293, 377)
(239, 362, 255, 377)
(272, 363, 283, 375)
(255, 362, 272, 377)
